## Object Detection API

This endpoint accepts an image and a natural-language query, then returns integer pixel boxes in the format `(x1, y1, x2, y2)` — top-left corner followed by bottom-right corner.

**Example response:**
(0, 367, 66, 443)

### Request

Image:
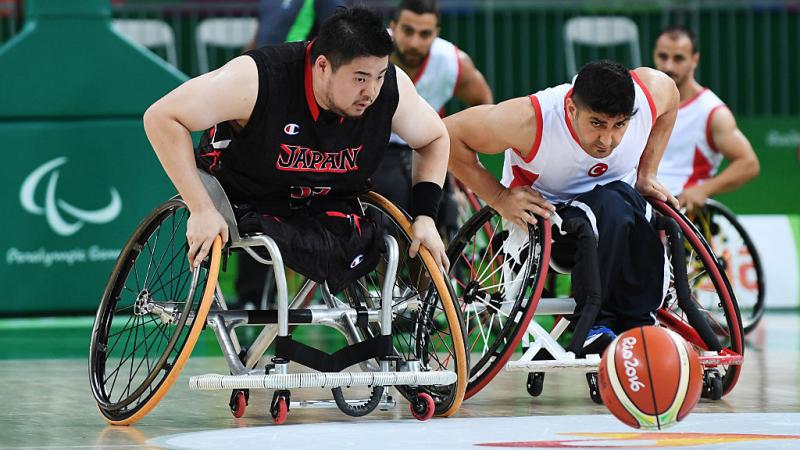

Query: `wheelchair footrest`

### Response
(506, 354, 601, 372)
(699, 350, 743, 367)
(189, 371, 457, 390)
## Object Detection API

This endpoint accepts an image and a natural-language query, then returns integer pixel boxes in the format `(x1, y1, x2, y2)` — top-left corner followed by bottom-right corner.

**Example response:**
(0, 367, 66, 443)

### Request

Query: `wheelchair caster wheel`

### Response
(271, 390, 291, 425)
(586, 372, 603, 405)
(410, 392, 435, 421)
(229, 389, 249, 418)
(526, 372, 545, 397)
(702, 369, 723, 400)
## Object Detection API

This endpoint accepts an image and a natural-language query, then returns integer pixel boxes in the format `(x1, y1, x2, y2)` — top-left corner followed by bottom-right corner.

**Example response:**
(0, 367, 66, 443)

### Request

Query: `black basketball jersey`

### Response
(196, 41, 400, 215)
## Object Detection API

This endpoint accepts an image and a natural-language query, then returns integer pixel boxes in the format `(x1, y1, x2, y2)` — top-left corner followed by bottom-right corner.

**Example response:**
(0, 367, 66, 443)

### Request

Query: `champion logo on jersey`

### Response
(284, 123, 300, 135)
(350, 254, 365, 269)
(588, 163, 609, 177)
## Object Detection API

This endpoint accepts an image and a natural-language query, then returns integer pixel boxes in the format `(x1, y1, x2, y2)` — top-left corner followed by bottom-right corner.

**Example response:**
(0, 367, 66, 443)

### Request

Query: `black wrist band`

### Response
(410, 181, 443, 220)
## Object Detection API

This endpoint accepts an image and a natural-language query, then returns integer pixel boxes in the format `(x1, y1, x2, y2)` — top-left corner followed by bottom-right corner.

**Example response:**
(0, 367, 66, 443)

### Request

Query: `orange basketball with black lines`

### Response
(598, 326, 703, 430)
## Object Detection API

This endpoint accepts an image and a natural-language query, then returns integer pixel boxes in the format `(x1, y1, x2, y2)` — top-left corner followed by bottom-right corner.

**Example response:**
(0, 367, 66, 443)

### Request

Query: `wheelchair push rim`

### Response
(446, 205, 551, 399)
(89, 199, 221, 425)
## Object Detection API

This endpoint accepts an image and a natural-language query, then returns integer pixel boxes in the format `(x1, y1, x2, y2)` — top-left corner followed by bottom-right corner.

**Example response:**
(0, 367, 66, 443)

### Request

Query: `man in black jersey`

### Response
(143, 7, 451, 289)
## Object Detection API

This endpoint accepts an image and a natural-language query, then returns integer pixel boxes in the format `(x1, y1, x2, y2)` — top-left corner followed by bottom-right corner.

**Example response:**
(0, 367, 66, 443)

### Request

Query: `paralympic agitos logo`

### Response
(276, 144, 362, 173)
(20, 157, 122, 236)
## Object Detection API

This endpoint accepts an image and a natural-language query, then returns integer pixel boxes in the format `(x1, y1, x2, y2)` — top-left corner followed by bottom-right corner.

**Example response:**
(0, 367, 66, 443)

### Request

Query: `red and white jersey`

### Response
(500, 72, 656, 203)
(658, 88, 726, 195)
(389, 35, 461, 145)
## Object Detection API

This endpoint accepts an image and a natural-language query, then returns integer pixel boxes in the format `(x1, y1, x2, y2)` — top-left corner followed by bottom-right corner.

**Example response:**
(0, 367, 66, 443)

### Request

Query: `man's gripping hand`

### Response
(186, 207, 229, 270)
(492, 186, 555, 230)
(409, 215, 450, 274)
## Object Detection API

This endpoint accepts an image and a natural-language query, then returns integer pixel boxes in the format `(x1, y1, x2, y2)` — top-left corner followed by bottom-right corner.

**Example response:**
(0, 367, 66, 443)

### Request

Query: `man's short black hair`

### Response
(573, 60, 638, 118)
(310, 7, 393, 70)
(396, 0, 439, 18)
(657, 25, 698, 54)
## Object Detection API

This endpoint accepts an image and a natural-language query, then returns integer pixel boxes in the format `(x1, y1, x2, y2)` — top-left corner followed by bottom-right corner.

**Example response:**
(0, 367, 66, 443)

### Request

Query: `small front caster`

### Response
(409, 392, 435, 421)
(587, 372, 603, 405)
(526, 372, 545, 397)
(271, 390, 291, 425)
(229, 389, 249, 418)
(702, 369, 723, 400)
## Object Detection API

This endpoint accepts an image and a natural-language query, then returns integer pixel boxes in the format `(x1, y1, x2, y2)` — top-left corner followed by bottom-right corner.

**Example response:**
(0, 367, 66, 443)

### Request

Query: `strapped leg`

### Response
(554, 215, 603, 355)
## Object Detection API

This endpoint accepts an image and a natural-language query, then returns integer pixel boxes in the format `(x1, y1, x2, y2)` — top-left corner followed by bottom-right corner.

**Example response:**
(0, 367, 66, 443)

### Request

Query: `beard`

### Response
(665, 71, 689, 87)
(395, 46, 426, 68)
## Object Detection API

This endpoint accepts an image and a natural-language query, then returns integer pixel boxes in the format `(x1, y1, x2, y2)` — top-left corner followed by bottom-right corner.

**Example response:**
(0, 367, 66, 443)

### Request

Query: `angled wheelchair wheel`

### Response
(347, 192, 468, 417)
(690, 199, 764, 335)
(446, 206, 551, 399)
(652, 199, 744, 397)
(89, 198, 221, 425)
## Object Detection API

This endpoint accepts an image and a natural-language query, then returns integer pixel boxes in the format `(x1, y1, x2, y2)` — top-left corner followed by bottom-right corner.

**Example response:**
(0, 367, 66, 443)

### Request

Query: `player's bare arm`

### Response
(445, 97, 555, 229)
(632, 67, 680, 208)
(392, 68, 451, 271)
(454, 50, 493, 106)
(143, 55, 258, 268)
(679, 107, 760, 210)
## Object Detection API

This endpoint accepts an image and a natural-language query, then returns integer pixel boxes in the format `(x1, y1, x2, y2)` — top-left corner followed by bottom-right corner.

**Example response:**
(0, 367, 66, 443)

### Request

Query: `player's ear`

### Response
(316, 55, 329, 73)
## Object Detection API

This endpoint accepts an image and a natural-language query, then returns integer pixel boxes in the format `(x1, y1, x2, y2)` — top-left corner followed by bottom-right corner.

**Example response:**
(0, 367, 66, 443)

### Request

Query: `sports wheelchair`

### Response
(89, 171, 468, 425)
(446, 197, 744, 403)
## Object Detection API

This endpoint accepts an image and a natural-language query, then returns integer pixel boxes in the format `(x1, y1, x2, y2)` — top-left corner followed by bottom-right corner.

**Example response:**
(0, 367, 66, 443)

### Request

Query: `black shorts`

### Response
(235, 202, 385, 294)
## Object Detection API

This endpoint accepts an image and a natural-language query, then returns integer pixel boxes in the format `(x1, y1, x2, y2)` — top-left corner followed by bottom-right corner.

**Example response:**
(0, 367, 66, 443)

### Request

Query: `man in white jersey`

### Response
(446, 61, 679, 355)
(372, 0, 492, 236)
(654, 25, 759, 210)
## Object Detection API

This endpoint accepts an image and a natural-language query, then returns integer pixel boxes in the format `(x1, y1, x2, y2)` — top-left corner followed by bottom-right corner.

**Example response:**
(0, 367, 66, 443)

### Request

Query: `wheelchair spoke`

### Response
(142, 225, 162, 289)
(147, 222, 183, 303)
(475, 241, 505, 286)
(145, 244, 189, 299)
(131, 259, 142, 293)
(106, 314, 138, 394)
(104, 315, 161, 385)
(110, 316, 166, 402)
(459, 252, 478, 283)
(105, 314, 137, 344)
(474, 298, 511, 318)
(475, 218, 503, 278)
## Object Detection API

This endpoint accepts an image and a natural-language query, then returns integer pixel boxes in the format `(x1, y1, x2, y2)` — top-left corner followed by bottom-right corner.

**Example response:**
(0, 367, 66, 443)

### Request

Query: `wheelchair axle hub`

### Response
(463, 281, 487, 305)
(133, 290, 152, 316)
(134, 289, 178, 324)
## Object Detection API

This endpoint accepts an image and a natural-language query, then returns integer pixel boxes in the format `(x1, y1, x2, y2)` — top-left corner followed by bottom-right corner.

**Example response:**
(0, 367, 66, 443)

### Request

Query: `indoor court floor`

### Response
(1, 311, 798, 450)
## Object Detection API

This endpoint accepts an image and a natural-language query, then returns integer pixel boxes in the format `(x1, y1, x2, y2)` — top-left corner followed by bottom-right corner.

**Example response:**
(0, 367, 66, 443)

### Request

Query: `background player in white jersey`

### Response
(446, 61, 679, 355)
(372, 0, 492, 237)
(654, 25, 760, 211)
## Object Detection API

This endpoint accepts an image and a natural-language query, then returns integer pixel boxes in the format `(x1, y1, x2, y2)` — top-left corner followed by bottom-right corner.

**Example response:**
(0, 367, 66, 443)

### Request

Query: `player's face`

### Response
(653, 35, 698, 87)
(568, 100, 631, 159)
(390, 10, 439, 68)
(321, 55, 389, 118)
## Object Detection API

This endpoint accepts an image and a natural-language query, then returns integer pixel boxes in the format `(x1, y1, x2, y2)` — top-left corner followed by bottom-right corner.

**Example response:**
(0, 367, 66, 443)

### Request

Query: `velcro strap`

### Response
(275, 334, 394, 373)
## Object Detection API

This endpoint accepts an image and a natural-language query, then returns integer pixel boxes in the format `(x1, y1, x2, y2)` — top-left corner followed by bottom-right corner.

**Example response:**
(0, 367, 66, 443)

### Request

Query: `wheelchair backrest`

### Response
(197, 169, 242, 244)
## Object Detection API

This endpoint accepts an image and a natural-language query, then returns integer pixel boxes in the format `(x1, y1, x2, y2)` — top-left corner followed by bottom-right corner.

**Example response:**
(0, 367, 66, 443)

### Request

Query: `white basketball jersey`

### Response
(500, 72, 656, 203)
(658, 88, 726, 195)
(389, 36, 460, 145)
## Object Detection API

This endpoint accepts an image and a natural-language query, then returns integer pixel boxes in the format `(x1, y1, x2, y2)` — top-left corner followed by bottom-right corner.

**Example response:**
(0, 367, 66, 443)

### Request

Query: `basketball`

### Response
(598, 326, 703, 430)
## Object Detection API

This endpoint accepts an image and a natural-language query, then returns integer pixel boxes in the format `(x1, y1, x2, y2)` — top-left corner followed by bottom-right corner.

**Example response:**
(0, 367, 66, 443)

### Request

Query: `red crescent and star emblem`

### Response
(588, 163, 609, 177)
